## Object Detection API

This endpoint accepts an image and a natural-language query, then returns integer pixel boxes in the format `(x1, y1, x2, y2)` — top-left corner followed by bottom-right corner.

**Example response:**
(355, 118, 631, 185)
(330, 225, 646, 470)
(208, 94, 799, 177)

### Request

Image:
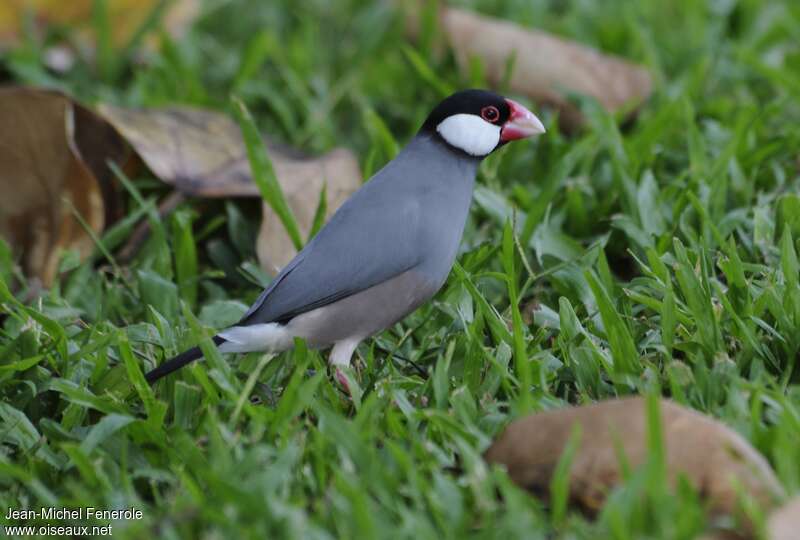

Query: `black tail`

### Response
(145, 335, 226, 384)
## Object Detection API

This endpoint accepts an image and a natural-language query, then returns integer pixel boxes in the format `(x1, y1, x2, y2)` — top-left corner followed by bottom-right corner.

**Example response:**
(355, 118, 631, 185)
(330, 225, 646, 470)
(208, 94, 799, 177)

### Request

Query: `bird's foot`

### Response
(334, 367, 350, 394)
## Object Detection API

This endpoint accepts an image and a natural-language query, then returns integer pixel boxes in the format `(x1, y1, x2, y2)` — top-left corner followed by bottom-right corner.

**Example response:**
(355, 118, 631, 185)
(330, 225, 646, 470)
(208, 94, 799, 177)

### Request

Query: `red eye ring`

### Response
(481, 105, 500, 123)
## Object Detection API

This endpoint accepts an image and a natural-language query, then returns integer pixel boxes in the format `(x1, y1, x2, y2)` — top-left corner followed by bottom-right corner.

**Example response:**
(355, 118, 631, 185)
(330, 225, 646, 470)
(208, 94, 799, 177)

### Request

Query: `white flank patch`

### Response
(436, 113, 501, 156)
(218, 323, 293, 353)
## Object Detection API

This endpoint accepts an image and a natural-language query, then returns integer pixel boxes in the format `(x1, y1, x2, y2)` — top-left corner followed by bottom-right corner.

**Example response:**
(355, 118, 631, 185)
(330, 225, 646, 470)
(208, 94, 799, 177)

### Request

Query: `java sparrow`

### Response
(145, 89, 545, 384)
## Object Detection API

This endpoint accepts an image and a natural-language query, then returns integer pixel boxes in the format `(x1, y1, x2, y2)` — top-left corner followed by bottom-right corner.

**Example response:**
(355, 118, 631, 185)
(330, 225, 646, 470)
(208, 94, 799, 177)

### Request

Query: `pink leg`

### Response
(330, 338, 360, 393)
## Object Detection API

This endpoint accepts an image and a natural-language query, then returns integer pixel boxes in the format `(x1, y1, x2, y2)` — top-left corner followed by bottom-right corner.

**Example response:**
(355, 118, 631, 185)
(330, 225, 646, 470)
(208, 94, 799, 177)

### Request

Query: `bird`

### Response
(145, 89, 545, 385)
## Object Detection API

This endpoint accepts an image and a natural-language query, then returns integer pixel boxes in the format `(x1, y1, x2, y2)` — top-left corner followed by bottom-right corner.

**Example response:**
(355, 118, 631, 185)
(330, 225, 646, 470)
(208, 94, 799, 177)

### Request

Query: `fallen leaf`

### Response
(403, 3, 652, 129)
(256, 148, 361, 272)
(0, 88, 104, 284)
(95, 104, 362, 272)
(767, 496, 800, 540)
(72, 102, 134, 228)
(484, 397, 783, 529)
(0, 0, 198, 49)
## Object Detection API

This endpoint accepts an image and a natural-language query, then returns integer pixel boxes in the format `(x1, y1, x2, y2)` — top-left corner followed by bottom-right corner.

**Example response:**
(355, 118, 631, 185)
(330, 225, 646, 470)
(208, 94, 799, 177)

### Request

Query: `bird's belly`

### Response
(285, 269, 437, 348)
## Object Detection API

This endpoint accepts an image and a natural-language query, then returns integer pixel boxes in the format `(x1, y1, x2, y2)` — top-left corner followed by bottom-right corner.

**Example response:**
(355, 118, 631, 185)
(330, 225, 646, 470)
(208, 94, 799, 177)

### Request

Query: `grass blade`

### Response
(232, 97, 303, 250)
(586, 270, 640, 375)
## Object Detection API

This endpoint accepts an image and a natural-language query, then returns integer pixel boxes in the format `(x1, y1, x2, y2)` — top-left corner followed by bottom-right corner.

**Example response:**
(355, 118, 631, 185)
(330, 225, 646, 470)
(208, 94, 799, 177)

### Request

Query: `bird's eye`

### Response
(480, 106, 500, 123)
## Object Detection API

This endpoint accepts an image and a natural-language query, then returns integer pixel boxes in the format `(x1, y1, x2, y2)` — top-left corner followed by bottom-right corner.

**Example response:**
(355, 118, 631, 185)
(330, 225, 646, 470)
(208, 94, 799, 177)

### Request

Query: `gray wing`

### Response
(239, 178, 422, 325)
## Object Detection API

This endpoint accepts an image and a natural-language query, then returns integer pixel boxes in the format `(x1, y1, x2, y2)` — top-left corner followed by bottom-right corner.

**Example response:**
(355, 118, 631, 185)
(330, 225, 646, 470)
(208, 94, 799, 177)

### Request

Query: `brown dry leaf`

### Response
(95, 104, 362, 272)
(256, 148, 361, 272)
(0, 87, 105, 284)
(767, 496, 800, 540)
(71, 103, 134, 227)
(484, 397, 783, 530)
(0, 0, 197, 49)
(403, 3, 652, 129)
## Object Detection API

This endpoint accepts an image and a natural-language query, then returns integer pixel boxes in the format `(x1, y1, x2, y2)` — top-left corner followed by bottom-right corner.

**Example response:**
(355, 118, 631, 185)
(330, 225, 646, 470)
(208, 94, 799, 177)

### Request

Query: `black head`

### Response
(421, 89, 511, 133)
(419, 89, 545, 157)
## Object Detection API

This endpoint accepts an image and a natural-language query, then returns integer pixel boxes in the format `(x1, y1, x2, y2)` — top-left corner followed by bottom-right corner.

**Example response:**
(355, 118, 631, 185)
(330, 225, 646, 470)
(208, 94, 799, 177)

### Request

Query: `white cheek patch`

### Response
(436, 114, 501, 157)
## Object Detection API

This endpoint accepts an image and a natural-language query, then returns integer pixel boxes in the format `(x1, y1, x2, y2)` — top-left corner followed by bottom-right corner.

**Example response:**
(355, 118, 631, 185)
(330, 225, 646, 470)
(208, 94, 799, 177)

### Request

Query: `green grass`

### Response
(2, 0, 800, 538)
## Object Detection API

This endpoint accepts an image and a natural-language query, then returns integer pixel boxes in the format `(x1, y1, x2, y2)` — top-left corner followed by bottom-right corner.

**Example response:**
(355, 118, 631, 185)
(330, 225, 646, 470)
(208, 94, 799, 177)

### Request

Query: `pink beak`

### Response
(500, 99, 546, 142)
